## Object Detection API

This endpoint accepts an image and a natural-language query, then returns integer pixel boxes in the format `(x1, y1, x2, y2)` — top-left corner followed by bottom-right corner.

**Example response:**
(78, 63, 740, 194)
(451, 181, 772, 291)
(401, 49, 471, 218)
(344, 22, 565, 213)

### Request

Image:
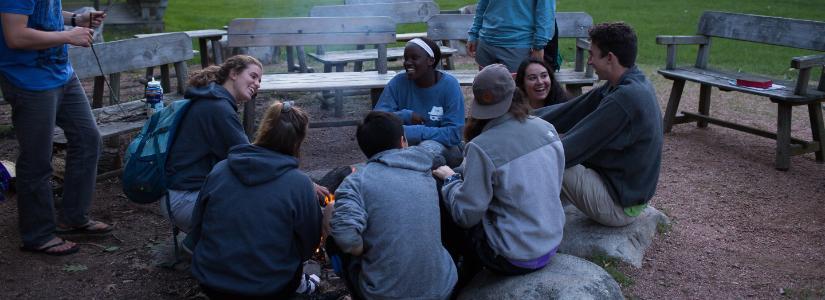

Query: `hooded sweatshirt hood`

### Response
(227, 144, 299, 186)
(369, 146, 433, 173)
(184, 82, 239, 111)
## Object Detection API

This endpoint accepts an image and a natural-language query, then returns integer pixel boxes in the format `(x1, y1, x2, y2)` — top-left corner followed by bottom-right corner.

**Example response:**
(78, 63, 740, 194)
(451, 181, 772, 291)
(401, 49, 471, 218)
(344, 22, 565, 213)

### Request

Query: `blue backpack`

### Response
(122, 99, 192, 204)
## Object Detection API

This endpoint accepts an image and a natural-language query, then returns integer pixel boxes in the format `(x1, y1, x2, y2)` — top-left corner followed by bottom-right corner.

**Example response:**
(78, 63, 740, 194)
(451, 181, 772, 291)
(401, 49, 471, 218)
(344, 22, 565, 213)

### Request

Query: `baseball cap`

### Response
(471, 64, 515, 120)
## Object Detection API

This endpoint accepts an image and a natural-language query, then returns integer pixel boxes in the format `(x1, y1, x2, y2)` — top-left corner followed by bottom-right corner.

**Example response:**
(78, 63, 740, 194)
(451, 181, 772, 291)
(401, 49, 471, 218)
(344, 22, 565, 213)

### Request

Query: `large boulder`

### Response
(457, 254, 623, 300)
(559, 205, 670, 268)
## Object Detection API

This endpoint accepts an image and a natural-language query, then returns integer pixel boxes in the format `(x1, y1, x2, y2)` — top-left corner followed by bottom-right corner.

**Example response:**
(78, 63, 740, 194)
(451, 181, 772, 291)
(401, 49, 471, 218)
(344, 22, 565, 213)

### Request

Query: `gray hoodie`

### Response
(331, 146, 457, 300)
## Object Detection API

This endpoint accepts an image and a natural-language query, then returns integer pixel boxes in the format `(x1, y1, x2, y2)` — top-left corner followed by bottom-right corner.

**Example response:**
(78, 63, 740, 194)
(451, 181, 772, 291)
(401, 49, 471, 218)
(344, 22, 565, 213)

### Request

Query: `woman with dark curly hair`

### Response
(515, 58, 569, 109)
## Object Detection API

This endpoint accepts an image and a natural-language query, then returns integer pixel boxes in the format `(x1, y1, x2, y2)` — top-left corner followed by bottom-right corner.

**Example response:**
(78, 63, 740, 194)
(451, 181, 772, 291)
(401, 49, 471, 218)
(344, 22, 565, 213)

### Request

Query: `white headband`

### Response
(407, 38, 434, 58)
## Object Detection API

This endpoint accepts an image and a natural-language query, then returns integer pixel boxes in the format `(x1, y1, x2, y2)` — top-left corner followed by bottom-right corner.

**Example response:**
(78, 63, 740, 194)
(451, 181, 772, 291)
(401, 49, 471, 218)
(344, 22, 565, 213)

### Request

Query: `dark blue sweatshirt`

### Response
(533, 66, 662, 208)
(187, 144, 321, 296)
(166, 82, 249, 191)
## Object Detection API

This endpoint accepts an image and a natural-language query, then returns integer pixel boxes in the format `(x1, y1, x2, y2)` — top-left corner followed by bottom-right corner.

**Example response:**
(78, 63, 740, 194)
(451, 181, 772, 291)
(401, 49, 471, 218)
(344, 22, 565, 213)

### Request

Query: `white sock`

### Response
(295, 273, 320, 295)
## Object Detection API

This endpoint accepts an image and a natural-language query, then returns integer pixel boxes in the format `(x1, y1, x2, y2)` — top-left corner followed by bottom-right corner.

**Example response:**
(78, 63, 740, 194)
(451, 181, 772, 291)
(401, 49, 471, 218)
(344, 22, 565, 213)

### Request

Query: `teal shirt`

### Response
(468, 0, 555, 49)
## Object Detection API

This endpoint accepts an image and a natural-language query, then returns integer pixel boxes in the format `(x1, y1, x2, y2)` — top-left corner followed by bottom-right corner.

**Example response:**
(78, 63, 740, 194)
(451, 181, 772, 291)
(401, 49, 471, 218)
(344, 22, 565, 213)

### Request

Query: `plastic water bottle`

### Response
(145, 77, 164, 116)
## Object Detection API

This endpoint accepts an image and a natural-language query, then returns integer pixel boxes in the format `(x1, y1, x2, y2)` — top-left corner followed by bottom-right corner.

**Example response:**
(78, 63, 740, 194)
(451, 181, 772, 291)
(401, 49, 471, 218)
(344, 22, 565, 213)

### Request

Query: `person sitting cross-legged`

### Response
(533, 22, 663, 227)
(325, 111, 457, 300)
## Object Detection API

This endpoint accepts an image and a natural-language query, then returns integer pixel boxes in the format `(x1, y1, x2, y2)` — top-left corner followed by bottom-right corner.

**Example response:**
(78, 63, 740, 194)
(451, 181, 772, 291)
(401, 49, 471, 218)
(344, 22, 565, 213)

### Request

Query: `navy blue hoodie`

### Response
(187, 144, 321, 296)
(166, 82, 249, 191)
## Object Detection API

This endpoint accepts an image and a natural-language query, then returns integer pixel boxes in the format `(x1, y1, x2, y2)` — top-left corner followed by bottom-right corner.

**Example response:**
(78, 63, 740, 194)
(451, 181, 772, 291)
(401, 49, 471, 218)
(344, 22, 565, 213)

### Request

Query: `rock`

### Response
(559, 205, 670, 268)
(457, 254, 623, 300)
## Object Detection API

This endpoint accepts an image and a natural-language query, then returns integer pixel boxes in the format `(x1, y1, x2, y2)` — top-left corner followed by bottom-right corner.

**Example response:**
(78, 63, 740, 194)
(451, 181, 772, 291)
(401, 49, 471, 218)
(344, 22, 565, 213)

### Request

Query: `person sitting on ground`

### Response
(186, 101, 322, 298)
(374, 37, 465, 166)
(515, 58, 569, 109)
(433, 64, 565, 290)
(326, 111, 457, 300)
(533, 22, 663, 227)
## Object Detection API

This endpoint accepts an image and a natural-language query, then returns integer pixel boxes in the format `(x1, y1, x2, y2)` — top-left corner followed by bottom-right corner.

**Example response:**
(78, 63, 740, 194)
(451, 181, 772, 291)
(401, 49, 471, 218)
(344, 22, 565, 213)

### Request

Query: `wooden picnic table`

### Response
(309, 45, 458, 72)
(135, 29, 226, 68)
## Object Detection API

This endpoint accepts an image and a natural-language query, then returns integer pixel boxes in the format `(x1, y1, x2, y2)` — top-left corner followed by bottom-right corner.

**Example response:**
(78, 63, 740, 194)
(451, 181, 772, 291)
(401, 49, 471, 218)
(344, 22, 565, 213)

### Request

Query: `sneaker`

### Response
(295, 273, 321, 295)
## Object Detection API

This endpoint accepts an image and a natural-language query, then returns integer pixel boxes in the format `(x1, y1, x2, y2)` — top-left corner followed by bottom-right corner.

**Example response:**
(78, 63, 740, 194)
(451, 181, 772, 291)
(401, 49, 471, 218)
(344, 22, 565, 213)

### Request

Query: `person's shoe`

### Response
(295, 273, 321, 295)
(56, 220, 113, 235)
(20, 237, 79, 256)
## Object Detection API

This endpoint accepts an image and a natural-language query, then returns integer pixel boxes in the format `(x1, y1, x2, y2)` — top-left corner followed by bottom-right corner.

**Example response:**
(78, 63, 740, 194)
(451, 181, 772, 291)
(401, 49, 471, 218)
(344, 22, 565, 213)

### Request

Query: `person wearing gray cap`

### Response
(433, 64, 566, 289)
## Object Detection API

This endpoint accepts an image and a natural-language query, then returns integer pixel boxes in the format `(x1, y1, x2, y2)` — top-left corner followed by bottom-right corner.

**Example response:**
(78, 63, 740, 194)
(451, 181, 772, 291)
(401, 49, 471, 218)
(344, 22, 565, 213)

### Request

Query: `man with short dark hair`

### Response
(325, 111, 457, 299)
(534, 22, 663, 227)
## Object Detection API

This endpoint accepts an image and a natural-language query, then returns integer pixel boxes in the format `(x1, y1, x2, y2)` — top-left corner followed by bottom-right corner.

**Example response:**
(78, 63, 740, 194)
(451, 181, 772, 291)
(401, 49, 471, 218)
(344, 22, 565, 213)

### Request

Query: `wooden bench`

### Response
(226, 17, 396, 133)
(135, 29, 226, 68)
(308, 1, 450, 72)
(426, 12, 597, 95)
(657, 11, 825, 170)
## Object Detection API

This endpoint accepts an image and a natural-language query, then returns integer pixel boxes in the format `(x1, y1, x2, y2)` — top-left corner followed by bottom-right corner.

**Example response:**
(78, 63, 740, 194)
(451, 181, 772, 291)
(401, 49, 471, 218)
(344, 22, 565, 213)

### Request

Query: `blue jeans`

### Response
(0, 74, 101, 248)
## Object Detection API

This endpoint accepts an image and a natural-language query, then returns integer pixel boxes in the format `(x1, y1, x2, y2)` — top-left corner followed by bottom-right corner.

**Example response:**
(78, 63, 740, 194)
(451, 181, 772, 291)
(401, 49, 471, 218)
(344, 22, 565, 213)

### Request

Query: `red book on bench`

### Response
(736, 76, 772, 89)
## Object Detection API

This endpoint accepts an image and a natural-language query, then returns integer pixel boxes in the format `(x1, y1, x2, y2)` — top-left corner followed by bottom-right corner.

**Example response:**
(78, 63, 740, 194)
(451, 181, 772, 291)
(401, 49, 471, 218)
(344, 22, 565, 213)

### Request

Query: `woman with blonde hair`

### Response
(161, 55, 262, 233)
(186, 101, 323, 298)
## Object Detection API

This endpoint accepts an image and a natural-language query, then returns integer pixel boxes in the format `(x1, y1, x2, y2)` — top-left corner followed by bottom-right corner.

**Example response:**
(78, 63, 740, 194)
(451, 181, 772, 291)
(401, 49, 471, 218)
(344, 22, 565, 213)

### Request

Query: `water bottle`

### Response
(145, 77, 164, 116)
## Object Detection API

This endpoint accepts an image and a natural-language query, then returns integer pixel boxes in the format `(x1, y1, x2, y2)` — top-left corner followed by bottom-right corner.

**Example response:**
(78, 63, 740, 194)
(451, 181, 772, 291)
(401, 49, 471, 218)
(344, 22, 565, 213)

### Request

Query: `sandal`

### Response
(20, 238, 79, 256)
(56, 220, 113, 235)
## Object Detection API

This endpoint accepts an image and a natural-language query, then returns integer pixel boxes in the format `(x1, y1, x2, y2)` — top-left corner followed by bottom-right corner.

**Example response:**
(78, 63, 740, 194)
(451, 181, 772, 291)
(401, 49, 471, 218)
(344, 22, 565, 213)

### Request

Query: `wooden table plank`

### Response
(308, 46, 457, 65)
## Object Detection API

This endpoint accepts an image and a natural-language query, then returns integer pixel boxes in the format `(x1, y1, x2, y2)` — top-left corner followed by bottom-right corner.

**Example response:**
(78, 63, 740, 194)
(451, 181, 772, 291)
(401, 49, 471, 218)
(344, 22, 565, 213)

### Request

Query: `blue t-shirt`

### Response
(374, 71, 465, 147)
(0, 0, 73, 91)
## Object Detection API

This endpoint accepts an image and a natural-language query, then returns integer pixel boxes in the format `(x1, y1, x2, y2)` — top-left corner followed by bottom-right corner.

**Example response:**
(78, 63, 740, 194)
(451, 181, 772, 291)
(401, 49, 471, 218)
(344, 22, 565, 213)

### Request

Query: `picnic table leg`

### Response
(808, 102, 825, 162)
(243, 97, 256, 138)
(287, 46, 296, 72)
(211, 38, 224, 65)
(663, 79, 686, 133)
(297, 46, 310, 73)
(371, 88, 383, 108)
(354, 45, 365, 72)
(775, 102, 792, 171)
(565, 85, 583, 97)
(174, 61, 189, 95)
(92, 76, 105, 108)
(697, 84, 712, 128)
(198, 37, 209, 69)
(334, 89, 344, 118)
(145, 66, 154, 82)
(160, 64, 171, 93)
(108, 72, 121, 105)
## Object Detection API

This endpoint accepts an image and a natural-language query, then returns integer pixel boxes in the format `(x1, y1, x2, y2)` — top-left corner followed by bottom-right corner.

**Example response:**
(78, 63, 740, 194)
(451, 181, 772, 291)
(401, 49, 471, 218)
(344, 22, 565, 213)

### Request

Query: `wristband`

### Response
(71, 13, 77, 27)
(443, 173, 462, 185)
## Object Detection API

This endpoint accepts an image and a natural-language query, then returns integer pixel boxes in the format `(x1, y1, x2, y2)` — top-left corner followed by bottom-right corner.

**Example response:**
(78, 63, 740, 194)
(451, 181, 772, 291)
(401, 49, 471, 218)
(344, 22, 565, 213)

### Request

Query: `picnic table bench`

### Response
(426, 12, 597, 94)
(135, 29, 226, 68)
(657, 11, 825, 170)
(308, 46, 458, 72)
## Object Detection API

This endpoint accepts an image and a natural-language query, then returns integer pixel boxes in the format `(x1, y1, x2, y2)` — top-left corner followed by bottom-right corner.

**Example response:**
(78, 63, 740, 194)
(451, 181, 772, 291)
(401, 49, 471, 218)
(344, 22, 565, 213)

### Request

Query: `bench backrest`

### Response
(69, 32, 193, 79)
(310, 1, 438, 24)
(345, 0, 429, 4)
(227, 17, 395, 48)
(698, 11, 825, 52)
(427, 12, 593, 41)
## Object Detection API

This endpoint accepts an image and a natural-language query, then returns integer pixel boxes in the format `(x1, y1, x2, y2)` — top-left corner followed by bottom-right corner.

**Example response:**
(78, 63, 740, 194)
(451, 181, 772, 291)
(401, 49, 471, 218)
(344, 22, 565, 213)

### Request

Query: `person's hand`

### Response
(410, 112, 425, 125)
(313, 183, 330, 204)
(530, 49, 544, 61)
(322, 202, 335, 240)
(432, 165, 456, 180)
(80, 11, 106, 28)
(65, 26, 94, 47)
(467, 41, 477, 57)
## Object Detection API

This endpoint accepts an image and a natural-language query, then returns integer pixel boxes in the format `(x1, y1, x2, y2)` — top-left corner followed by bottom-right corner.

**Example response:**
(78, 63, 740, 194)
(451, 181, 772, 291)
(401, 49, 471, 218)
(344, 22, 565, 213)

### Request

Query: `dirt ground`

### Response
(0, 58, 823, 299)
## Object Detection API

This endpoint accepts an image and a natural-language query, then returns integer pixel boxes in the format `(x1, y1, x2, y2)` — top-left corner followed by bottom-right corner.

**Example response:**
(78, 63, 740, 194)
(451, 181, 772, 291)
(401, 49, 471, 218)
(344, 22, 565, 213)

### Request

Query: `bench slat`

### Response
(426, 12, 592, 41)
(227, 17, 395, 47)
(658, 67, 825, 103)
(70, 32, 194, 79)
(699, 11, 825, 51)
(308, 46, 457, 64)
(310, 2, 438, 24)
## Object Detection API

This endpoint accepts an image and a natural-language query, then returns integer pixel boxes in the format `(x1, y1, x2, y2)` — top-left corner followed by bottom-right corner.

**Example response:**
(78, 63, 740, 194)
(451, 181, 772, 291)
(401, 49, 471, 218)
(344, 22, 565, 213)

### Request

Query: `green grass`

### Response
(589, 253, 635, 288)
(116, 0, 821, 77)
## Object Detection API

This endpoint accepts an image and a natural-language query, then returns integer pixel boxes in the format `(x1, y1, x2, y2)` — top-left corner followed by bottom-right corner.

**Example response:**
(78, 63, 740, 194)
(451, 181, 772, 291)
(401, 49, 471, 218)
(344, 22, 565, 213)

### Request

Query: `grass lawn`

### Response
(156, 0, 822, 77)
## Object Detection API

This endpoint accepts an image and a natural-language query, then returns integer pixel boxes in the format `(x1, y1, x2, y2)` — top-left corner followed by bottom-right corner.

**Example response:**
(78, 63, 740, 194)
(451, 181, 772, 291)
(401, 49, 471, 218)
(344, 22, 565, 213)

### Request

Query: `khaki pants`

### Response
(561, 165, 636, 227)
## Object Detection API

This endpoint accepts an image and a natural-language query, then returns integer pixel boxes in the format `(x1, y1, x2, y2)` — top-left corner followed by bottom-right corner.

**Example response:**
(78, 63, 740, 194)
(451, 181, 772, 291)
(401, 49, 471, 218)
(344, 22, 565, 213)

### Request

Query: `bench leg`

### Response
(297, 46, 309, 73)
(287, 46, 296, 72)
(334, 89, 344, 118)
(354, 44, 365, 72)
(697, 84, 712, 128)
(211, 38, 224, 65)
(663, 79, 686, 133)
(243, 96, 256, 138)
(809, 102, 825, 162)
(108, 73, 121, 105)
(145, 66, 154, 82)
(160, 64, 171, 93)
(565, 85, 583, 97)
(93, 76, 105, 108)
(174, 61, 189, 95)
(776, 103, 792, 171)
(199, 38, 209, 69)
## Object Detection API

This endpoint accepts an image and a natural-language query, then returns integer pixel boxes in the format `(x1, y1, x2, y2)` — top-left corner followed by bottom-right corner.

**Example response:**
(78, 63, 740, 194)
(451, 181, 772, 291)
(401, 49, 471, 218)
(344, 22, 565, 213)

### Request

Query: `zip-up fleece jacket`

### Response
(166, 82, 249, 191)
(188, 144, 321, 296)
(331, 146, 457, 300)
(442, 114, 565, 261)
(533, 66, 663, 208)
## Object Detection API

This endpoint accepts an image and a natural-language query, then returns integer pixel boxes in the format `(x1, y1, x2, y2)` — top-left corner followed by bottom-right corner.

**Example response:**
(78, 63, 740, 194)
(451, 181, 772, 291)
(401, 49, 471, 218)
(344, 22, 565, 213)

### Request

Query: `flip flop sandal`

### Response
(56, 220, 113, 235)
(20, 239, 80, 256)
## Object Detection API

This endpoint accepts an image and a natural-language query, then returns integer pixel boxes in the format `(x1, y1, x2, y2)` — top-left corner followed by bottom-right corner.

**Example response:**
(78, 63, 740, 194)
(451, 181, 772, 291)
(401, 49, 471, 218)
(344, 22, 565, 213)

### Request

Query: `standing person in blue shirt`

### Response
(467, 0, 555, 72)
(374, 37, 465, 166)
(533, 22, 663, 227)
(1, 0, 110, 256)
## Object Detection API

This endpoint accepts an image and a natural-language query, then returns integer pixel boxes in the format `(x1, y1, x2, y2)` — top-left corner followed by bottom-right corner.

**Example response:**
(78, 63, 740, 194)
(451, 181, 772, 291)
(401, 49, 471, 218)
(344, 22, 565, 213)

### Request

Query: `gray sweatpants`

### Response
(0, 74, 101, 248)
(560, 165, 636, 227)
